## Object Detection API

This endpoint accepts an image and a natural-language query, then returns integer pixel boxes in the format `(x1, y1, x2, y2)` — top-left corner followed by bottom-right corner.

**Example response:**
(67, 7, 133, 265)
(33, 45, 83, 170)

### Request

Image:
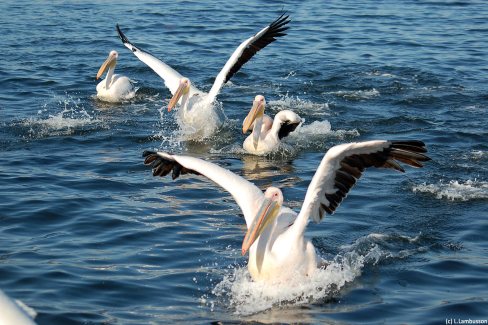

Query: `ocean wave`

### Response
(412, 179, 488, 201)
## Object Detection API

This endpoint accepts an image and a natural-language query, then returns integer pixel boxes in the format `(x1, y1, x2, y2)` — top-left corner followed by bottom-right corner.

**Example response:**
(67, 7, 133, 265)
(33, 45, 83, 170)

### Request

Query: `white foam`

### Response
(268, 94, 330, 116)
(22, 96, 101, 138)
(365, 71, 396, 78)
(291, 120, 360, 140)
(330, 88, 380, 100)
(205, 231, 426, 315)
(469, 150, 487, 160)
(211, 252, 366, 316)
(413, 179, 488, 201)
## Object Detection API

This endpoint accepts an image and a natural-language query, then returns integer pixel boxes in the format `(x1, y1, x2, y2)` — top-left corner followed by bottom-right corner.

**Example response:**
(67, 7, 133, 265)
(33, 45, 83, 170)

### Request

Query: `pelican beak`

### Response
(242, 99, 265, 149)
(242, 99, 264, 133)
(168, 82, 188, 112)
(96, 54, 116, 80)
(241, 197, 280, 255)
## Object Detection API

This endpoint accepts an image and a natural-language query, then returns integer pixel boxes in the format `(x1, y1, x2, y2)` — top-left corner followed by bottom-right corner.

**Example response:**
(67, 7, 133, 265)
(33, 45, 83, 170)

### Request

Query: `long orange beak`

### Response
(242, 100, 265, 149)
(241, 197, 280, 255)
(96, 54, 116, 80)
(168, 82, 188, 112)
(242, 99, 264, 133)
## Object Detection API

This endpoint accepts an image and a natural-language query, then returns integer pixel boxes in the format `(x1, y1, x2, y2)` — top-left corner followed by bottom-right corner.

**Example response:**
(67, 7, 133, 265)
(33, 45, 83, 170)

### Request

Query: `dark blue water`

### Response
(1, 1, 487, 324)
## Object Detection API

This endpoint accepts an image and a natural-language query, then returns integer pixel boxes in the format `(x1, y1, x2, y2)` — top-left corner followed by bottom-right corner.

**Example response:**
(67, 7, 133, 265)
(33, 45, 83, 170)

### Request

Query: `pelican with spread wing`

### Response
(143, 140, 430, 282)
(117, 14, 290, 139)
(242, 95, 302, 155)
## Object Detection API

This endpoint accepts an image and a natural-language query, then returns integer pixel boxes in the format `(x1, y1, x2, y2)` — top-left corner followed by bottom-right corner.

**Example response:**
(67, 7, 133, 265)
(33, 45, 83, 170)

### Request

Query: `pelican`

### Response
(242, 95, 302, 155)
(96, 50, 135, 102)
(143, 140, 430, 282)
(116, 14, 290, 139)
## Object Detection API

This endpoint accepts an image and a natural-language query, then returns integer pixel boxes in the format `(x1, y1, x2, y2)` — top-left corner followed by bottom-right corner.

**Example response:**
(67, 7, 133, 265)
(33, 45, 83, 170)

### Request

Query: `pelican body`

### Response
(242, 95, 302, 155)
(143, 140, 430, 282)
(96, 50, 135, 102)
(117, 14, 290, 139)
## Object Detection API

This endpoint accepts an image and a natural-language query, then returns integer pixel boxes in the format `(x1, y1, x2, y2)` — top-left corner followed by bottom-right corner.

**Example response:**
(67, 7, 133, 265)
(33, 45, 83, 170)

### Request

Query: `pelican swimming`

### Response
(143, 140, 430, 282)
(116, 14, 290, 139)
(242, 95, 302, 155)
(96, 50, 135, 102)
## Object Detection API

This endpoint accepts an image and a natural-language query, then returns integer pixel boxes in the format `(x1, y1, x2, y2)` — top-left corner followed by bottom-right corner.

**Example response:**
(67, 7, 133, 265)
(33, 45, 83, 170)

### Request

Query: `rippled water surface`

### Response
(1, 1, 487, 324)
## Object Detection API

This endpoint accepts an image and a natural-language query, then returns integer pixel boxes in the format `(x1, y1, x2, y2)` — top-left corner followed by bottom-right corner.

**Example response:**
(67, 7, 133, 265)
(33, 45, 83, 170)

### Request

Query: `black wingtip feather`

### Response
(142, 150, 155, 158)
(321, 140, 431, 217)
(223, 13, 291, 84)
(116, 24, 139, 53)
(143, 150, 200, 181)
(116, 24, 129, 44)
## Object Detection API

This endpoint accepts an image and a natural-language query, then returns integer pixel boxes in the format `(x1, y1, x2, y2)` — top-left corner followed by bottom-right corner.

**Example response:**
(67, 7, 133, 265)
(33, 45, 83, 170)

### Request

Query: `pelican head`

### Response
(96, 50, 118, 80)
(242, 95, 266, 149)
(242, 186, 283, 255)
(168, 77, 191, 112)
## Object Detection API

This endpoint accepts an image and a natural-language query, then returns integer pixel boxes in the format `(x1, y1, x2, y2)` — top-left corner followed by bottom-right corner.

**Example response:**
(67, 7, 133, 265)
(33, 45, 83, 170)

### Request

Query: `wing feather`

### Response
(292, 140, 430, 235)
(143, 151, 264, 228)
(206, 14, 290, 102)
(274, 110, 302, 140)
(116, 24, 201, 96)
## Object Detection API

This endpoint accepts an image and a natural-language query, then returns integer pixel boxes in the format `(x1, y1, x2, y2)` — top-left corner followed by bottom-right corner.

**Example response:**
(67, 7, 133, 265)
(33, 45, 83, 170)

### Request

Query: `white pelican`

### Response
(143, 140, 430, 282)
(96, 50, 135, 102)
(116, 14, 290, 139)
(242, 95, 302, 155)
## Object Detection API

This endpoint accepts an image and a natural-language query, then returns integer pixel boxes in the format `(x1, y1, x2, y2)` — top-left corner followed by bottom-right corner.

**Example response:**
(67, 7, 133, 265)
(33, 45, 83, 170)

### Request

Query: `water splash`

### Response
(469, 150, 487, 160)
(292, 120, 360, 140)
(412, 179, 488, 201)
(211, 253, 364, 316)
(269, 94, 330, 116)
(209, 232, 424, 316)
(329, 88, 380, 100)
(21, 94, 102, 139)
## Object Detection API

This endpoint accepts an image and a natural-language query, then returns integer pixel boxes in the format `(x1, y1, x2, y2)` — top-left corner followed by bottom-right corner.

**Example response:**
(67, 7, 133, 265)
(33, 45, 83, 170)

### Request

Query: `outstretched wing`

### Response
(206, 14, 290, 102)
(116, 24, 201, 96)
(292, 140, 431, 234)
(143, 151, 264, 228)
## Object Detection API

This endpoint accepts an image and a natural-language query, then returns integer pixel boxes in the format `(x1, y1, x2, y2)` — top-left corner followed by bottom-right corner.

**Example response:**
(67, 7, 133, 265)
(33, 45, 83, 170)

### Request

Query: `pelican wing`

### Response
(116, 24, 201, 96)
(293, 140, 430, 232)
(275, 110, 302, 139)
(143, 151, 264, 228)
(206, 14, 290, 102)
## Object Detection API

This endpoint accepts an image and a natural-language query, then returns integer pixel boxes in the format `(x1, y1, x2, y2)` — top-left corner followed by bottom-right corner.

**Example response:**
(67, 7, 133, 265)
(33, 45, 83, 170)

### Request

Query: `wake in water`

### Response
(328, 88, 380, 101)
(18, 94, 103, 139)
(207, 232, 426, 316)
(413, 179, 488, 201)
(269, 94, 331, 117)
